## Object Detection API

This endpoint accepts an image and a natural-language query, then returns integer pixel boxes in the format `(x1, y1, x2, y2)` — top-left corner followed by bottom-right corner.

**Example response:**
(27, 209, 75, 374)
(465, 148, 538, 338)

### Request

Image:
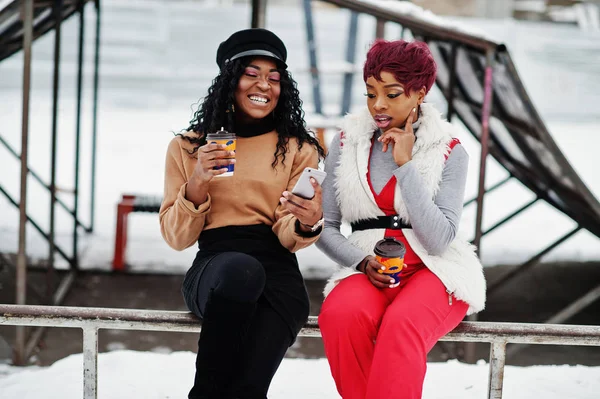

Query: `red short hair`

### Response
(363, 39, 437, 96)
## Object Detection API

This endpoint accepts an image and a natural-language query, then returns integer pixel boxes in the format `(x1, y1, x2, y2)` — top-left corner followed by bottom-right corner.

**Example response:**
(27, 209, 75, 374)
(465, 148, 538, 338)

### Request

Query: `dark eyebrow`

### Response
(365, 83, 404, 89)
(247, 64, 280, 73)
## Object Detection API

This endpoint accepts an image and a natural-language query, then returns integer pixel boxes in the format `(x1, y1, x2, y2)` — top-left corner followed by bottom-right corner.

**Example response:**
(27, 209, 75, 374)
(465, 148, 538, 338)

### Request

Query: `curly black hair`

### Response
(180, 57, 326, 167)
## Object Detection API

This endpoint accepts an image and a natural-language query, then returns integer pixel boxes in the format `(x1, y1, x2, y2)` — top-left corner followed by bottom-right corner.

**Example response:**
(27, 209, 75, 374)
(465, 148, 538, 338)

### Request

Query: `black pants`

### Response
(185, 251, 294, 399)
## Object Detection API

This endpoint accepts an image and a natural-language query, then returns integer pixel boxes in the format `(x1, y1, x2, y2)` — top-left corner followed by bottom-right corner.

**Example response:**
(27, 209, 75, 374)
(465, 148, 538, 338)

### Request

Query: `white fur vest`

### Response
(323, 104, 486, 315)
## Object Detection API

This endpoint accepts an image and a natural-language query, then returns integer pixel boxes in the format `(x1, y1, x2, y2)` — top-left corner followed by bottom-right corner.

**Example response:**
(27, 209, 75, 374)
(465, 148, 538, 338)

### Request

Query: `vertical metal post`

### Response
(341, 12, 358, 116)
(73, 0, 85, 269)
(302, 0, 322, 114)
(49, 0, 63, 301)
(89, 0, 101, 233)
(14, 0, 34, 366)
(375, 18, 385, 38)
(487, 342, 506, 399)
(251, 0, 267, 28)
(82, 327, 99, 399)
(473, 50, 495, 257)
(446, 43, 458, 122)
(465, 49, 495, 364)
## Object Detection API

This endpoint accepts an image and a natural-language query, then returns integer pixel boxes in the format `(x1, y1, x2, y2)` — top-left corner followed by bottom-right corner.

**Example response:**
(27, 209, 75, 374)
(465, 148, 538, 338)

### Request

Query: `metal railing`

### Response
(2, 305, 600, 399)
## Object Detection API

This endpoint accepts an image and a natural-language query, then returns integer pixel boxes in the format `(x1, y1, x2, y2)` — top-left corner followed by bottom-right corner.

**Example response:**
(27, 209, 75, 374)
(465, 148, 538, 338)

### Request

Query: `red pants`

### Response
(319, 268, 468, 399)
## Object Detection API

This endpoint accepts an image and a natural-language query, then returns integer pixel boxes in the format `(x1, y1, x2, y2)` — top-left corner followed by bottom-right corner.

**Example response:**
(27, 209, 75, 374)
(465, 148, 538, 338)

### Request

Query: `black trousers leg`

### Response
(187, 252, 266, 399)
(228, 301, 295, 399)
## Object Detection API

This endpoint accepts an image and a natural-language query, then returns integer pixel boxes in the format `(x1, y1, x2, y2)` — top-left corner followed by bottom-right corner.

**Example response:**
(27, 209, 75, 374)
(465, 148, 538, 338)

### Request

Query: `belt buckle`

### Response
(390, 215, 400, 229)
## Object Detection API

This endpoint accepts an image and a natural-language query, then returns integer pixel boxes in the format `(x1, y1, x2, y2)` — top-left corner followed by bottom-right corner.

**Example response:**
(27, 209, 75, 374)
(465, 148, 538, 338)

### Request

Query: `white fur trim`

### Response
(325, 104, 486, 314)
(404, 229, 486, 315)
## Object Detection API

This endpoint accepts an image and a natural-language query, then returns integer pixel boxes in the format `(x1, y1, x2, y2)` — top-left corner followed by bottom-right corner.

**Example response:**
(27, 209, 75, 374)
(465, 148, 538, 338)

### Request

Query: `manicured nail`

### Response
(389, 279, 395, 283)
(283, 191, 289, 197)
(280, 197, 286, 203)
(310, 177, 316, 183)
(413, 107, 416, 113)
(380, 266, 385, 270)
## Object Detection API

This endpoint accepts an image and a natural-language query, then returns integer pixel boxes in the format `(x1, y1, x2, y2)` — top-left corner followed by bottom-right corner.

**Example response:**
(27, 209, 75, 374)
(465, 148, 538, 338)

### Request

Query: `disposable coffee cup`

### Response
(205, 127, 236, 177)
(374, 237, 406, 284)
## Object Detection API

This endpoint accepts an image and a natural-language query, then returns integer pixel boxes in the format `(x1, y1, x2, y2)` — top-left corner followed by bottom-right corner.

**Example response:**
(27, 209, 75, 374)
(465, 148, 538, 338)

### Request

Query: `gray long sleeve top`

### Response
(316, 129, 469, 269)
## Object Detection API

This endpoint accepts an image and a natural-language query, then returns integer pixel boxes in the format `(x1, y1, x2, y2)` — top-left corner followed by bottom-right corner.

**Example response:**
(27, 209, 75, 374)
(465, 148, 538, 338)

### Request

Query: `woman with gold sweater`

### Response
(159, 29, 325, 399)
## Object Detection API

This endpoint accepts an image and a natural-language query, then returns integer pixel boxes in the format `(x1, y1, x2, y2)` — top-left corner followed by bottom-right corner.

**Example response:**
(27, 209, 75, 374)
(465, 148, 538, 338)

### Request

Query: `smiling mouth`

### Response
(249, 95, 269, 104)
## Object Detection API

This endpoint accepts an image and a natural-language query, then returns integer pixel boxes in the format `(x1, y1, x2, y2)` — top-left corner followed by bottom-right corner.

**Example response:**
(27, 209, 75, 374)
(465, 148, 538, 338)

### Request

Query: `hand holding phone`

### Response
(291, 168, 327, 199)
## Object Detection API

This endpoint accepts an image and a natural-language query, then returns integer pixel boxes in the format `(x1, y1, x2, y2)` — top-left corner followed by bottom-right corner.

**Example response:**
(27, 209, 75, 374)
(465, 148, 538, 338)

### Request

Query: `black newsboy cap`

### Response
(216, 28, 287, 70)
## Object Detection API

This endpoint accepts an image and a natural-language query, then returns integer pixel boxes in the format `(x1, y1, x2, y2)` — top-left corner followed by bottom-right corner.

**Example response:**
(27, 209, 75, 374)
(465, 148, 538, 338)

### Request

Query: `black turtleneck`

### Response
(234, 115, 277, 138)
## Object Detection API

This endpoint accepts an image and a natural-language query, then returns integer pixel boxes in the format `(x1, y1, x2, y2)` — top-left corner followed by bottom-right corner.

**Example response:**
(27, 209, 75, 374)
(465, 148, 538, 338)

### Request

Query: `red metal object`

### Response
(112, 194, 135, 271)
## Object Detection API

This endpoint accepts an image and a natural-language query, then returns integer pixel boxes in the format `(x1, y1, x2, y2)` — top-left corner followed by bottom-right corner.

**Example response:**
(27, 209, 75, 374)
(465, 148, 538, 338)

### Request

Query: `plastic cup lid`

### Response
(374, 237, 405, 258)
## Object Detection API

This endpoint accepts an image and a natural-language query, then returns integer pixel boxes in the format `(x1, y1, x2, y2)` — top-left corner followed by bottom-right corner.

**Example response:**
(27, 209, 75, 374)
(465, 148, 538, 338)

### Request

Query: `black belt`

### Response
(351, 216, 412, 232)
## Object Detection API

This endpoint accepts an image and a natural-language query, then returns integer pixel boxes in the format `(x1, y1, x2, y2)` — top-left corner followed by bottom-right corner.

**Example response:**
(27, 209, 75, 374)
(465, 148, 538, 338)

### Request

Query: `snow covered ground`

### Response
(0, 350, 599, 398)
(0, 1, 599, 278)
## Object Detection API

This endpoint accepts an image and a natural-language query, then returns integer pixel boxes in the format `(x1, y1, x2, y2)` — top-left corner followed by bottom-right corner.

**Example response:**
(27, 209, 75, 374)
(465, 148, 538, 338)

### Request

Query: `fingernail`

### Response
(230, 151, 235, 156)
(282, 191, 289, 197)
(280, 197, 286, 203)
(230, 159, 236, 163)
(310, 177, 316, 183)
(389, 279, 395, 283)
(413, 107, 416, 112)
(380, 266, 385, 270)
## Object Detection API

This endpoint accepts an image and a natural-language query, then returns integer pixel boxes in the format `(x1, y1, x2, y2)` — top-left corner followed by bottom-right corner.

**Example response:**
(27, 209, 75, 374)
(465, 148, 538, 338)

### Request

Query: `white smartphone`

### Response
(291, 167, 327, 199)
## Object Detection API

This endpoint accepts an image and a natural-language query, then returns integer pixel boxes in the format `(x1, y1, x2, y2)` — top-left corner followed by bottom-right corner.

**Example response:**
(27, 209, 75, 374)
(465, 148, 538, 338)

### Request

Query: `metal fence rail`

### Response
(2, 305, 600, 399)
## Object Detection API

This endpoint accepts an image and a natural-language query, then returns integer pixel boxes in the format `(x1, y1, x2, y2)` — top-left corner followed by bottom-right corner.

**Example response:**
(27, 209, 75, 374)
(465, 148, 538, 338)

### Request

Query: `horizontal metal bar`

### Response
(2, 305, 600, 346)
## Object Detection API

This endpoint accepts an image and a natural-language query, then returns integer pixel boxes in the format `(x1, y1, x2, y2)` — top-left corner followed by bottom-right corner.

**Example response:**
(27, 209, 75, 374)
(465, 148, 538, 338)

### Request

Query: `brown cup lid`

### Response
(374, 237, 405, 258)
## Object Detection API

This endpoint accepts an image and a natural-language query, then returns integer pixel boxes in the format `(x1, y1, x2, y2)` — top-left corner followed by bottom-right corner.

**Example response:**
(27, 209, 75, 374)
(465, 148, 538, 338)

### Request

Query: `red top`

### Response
(366, 137, 460, 279)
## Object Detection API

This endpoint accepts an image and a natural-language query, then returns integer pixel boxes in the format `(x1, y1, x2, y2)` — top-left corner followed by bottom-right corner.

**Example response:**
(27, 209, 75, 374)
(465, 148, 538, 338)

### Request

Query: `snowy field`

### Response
(0, 350, 599, 398)
(0, 0, 599, 279)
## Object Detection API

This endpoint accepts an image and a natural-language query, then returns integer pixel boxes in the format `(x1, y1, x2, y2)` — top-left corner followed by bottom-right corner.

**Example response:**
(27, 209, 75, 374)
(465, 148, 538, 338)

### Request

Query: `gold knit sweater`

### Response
(159, 130, 321, 253)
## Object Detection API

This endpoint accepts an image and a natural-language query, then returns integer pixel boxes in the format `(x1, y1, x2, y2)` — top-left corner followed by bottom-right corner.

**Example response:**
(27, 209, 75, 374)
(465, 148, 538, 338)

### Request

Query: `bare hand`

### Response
(359, 256, 400, 288)
(279, 177, 323, 231)
(192, 142, 236, 183)
(378, 107, 417, 167)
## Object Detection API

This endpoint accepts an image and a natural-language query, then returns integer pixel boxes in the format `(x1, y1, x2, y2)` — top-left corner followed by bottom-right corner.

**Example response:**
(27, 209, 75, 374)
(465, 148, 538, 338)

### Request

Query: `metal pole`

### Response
(14, 0, 34, 367)
(73, 0, 85, 269)
(375, 18, 385, 38)
(89, 0, 101, 233)
(466, 49, 495, 364)
(49, 0, 63, 301)
(446, 43, 458, 122)
(82, 327, 99, 399)
(341, 12, 358, 116)
(251, 0, 267, 29)
(473, 49, 495, 257)
(487, 342, 506, 399)
(302, 0, 323, 115)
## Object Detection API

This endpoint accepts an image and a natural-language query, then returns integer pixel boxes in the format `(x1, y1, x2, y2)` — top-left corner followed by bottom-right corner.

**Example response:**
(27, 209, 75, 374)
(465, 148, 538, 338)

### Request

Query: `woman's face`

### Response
(365, 71, 425, 132)
(234, 57, 281, 123)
